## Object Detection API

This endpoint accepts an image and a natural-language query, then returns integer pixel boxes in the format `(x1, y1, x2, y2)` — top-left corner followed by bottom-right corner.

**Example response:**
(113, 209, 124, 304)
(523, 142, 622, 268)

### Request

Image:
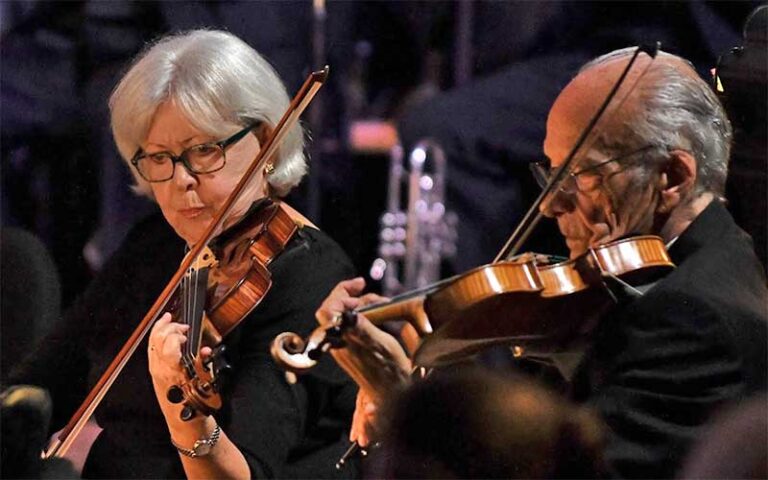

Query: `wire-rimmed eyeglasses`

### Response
(530, 144, 655, 194)
(130, 122, 260, 183)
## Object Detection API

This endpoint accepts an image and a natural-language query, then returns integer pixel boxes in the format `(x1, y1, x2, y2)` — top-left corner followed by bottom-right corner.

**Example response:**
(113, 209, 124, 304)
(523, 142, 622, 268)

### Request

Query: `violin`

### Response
(165, 200, 299, 420)
(271, 235, 673, 371)
(43, 67, 329, 459)
(413, 235, 673, 366)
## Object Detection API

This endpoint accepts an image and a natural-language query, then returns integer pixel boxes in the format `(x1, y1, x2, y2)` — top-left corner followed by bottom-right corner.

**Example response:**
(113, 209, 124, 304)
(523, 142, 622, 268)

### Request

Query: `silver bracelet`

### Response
(172, 423, 221, 458)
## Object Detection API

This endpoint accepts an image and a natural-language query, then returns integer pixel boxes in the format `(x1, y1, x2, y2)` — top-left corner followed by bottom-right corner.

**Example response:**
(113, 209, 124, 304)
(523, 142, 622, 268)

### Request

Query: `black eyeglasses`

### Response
(130, 122, 259, 183)
(530, 144, 655, 194)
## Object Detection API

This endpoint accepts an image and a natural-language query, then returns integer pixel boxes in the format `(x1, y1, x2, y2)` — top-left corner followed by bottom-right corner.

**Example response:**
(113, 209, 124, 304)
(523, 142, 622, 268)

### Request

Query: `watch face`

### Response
(194, 441, 212, 456)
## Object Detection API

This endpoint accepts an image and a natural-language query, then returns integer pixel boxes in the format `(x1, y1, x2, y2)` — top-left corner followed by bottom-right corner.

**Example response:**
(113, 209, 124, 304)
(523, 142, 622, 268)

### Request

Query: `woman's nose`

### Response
(172, 161, 198, 190)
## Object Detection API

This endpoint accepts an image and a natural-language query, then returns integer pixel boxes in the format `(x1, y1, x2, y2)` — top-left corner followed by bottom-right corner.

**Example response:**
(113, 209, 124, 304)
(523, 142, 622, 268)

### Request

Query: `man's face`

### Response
(540, 63, 663, 259)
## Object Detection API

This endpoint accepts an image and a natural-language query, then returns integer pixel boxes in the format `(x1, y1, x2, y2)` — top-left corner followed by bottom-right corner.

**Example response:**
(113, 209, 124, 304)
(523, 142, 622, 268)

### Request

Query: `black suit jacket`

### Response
(571, 201, 768, 479)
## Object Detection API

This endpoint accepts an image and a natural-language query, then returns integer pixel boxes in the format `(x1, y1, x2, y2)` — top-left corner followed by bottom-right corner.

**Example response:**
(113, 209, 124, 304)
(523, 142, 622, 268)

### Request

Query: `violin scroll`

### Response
(270, 312, 358, 376)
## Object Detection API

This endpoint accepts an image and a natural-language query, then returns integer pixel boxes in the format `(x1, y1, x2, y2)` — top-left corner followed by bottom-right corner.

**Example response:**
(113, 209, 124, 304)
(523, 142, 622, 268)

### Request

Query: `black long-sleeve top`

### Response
(9, 209, 359, 479)
(571, 201, 768, 478)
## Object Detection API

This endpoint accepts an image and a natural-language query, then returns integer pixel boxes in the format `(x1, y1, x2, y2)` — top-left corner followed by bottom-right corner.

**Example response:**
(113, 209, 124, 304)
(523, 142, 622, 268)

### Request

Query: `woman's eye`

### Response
(190, 144, 219, 156)
(147, 152, 172, 164)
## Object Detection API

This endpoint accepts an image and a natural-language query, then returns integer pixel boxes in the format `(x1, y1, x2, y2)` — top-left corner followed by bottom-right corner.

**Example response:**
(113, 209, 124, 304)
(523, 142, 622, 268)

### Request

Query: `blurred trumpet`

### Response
(370, 139, 458, 296)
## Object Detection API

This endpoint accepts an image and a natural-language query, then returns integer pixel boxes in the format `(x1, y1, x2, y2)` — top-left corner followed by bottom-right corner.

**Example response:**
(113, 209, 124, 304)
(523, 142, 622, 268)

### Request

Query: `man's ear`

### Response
(657, 149, 697, 214)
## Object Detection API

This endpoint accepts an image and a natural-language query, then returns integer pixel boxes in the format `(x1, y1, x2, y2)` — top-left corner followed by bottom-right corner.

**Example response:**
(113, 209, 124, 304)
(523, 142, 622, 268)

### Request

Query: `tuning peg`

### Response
(167, 385, 184, 404)
(180, 405, 196, 421)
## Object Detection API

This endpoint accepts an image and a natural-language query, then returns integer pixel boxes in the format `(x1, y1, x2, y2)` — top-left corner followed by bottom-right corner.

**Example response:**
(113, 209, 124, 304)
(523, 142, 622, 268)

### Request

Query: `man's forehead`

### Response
(548, 51, 698, 128)
(551, 55, 651, 127)
(544, 51, 695, 163)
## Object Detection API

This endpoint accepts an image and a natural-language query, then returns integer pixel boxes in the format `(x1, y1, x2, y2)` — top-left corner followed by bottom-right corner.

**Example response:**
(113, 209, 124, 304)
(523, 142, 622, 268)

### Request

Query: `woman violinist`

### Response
(8, 30, 357, 478)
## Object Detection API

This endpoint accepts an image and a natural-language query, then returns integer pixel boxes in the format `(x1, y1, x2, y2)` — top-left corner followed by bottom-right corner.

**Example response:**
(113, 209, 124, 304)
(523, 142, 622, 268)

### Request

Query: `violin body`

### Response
(414, 236, 674, 366)
(206, 201, 298, 338)
(167, 201, 299, 419)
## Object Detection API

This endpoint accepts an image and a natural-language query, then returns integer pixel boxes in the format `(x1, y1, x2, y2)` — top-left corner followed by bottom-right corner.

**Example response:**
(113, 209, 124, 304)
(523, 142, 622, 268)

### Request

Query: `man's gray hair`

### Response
(584, 47, 732, 197)
(109, 29, 306, 198)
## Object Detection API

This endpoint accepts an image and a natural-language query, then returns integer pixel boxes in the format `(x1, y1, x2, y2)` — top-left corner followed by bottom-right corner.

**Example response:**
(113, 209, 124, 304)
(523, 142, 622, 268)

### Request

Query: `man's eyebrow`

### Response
(572, 154, 604, 171)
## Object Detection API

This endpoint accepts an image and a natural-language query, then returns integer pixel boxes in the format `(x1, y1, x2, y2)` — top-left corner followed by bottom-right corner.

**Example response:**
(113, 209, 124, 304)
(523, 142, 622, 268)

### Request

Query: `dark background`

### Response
(2, 0, 764, 311)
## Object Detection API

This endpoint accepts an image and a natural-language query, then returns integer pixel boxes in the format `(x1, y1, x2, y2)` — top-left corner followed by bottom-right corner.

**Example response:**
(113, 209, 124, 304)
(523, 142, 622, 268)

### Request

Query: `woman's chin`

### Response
(173, 225, 204, 246)
(172, 216, 217, 246)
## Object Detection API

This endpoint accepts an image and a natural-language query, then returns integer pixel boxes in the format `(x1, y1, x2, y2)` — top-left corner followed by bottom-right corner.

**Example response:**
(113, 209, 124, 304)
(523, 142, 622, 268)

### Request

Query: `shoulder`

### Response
(267, 227, 356, 301)
(659, 230, 768, 338)
(271, 227, 354, 276)
(589, 250, 768, 392)
(229, 227, 357, 383)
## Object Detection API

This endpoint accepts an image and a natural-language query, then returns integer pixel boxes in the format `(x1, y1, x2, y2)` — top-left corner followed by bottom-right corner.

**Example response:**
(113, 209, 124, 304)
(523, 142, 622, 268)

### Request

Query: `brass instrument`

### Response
(370, 139, 457, 296)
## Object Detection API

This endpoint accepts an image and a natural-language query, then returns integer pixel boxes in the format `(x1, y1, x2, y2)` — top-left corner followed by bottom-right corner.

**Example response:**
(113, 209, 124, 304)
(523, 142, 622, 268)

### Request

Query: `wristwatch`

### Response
(172, 423, 221, 458)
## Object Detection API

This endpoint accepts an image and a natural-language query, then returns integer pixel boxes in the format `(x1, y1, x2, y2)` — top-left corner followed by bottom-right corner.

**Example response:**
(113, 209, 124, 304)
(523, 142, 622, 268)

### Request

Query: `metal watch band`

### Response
(172, 423, 221, 458)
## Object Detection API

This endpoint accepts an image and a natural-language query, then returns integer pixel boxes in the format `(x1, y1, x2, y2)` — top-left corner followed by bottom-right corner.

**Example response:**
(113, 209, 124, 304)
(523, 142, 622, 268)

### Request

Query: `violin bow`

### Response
(44, 67, 329, 459)
(493, 44, 659, 263)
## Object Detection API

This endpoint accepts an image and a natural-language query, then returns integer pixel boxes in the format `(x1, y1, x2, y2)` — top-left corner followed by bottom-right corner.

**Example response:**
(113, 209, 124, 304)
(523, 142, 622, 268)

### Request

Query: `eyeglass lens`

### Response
(137, 144, 226, 182)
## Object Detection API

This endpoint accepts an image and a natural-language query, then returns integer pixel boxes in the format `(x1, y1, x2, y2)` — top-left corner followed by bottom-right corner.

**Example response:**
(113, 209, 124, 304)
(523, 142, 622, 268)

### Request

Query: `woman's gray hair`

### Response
(584, 47, 732, 198)
(109, 29, 306, 198)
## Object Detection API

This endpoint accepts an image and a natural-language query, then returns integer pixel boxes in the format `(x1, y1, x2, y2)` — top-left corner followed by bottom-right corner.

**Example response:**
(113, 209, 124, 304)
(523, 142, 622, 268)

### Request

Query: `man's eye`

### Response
(575, 174, 602, 191)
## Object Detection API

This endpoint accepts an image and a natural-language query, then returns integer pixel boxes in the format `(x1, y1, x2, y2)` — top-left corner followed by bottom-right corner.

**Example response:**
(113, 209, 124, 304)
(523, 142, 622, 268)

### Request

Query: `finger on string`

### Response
(161, 333, 188, 356)
(151, 313, 174, 337)
(334, 353, 377, 396)
(351, 392, 372, 446)
(317, 297, 361, 325)
(156, 312, 174, 325)
(339, 277, 366, 296)
(358, 318, 410, 361)
(347, 319, 408, 364)
(358, 292, 389, 307)
(350, 392, 364, 441)
(153, 322, 190, 341)
(339, 296, 362, 311)
(332, 353, 365, 386)
(350, 417, 369, 447)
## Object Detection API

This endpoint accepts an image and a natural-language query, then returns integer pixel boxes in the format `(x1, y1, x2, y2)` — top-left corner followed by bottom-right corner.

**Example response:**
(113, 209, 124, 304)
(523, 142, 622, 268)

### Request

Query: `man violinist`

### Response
(315, 47, 768, 478)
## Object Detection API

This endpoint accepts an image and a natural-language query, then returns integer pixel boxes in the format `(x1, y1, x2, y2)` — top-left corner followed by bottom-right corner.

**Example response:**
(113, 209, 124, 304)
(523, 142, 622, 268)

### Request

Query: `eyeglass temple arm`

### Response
(493, 43, 660, 263)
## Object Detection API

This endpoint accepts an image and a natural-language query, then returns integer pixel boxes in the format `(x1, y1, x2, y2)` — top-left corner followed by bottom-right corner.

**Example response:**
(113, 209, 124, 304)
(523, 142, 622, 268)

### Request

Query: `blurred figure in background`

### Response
(374, 366, 605, 479)
(679, 394, 767, 479)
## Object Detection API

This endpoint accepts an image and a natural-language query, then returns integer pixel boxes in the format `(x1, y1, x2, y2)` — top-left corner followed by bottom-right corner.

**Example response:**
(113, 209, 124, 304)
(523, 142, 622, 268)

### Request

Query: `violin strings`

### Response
(183, 267, 191, 363)
(191, 262, 200, 360)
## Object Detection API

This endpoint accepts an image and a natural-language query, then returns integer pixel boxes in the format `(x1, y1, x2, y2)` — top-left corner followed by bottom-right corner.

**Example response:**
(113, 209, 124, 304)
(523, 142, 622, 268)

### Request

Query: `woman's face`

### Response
(143, 101, 267, 245)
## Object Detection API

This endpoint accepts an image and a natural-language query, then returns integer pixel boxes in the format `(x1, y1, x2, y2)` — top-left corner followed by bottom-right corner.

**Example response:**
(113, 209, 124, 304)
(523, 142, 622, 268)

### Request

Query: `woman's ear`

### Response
(657, 149, 697, 214)
(253, 122, 274, 147)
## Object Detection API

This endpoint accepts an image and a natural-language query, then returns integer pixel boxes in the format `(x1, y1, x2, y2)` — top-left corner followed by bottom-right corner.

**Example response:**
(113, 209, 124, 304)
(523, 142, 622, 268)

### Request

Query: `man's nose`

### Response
(539, 188, 572, 218)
